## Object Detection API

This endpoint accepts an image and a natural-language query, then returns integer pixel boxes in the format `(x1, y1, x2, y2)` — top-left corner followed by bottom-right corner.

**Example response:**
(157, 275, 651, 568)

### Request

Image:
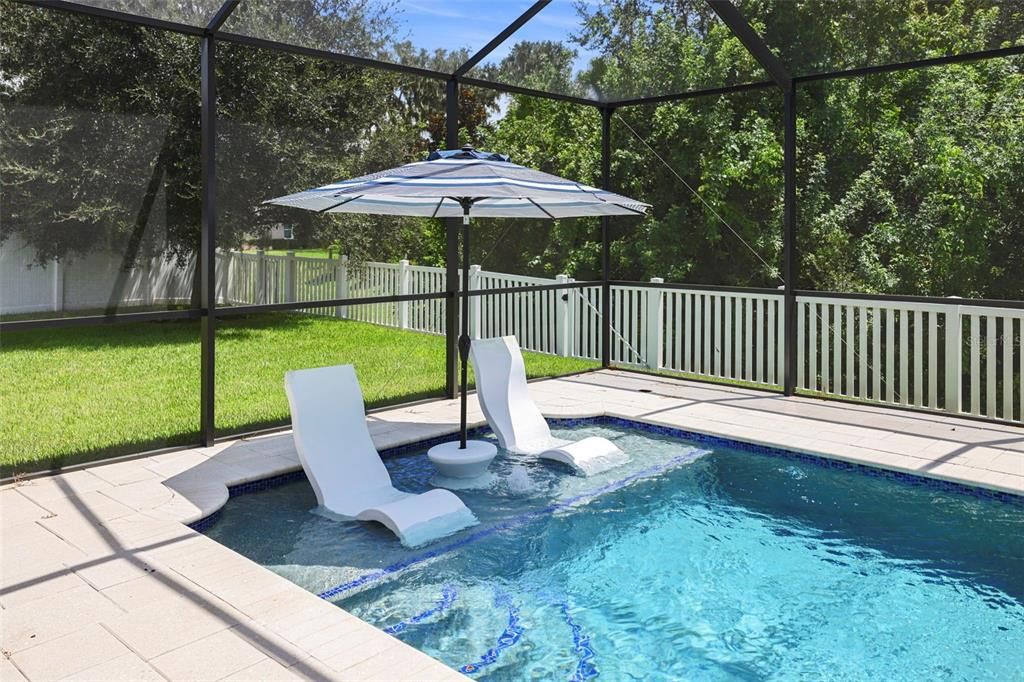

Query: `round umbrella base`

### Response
(427, 440, 498, 479)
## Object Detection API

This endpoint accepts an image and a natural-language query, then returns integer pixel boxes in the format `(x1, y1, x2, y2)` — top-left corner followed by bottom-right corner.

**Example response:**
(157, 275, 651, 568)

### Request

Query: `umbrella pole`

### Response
(459, 205, 471, 449)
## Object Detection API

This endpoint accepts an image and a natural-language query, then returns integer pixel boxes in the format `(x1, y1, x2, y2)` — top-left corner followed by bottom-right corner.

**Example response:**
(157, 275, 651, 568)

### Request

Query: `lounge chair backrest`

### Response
(469, 336, 551, 452)
(284, 364, 392, 510)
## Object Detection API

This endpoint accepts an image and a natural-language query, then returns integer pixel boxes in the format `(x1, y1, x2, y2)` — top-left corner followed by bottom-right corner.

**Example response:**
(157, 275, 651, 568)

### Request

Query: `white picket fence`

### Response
(795, 296, 1023, 422)
(9, 240, 1015, 424)
(217, 250, 604, 361)
(215, 251, 1023, 424)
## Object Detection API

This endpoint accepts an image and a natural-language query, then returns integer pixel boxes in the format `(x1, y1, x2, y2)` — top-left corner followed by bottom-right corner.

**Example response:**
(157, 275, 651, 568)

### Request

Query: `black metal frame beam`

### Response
(465, 281, 601, 297)
(215, 292, 449, 318)
(212, 282, 600, 319)
(206, 0, 238, 33)
(782, 84, 798, 396)
(199, 33, 216, 445)
(794, 44, 1024, 84)
(706, 0, 791, 88)
(794, 289, 1024, 310)
(454, 1, 551, 77)
(457, 76, 601, 107)
(608, 280, 781, 296)
(444, 78, 460, 399)
(15, 0, 205, 35)
(600, 106, 614, 368)
(198, 0, 240, 446)
(216, 32, 456, 82)
(0, 309, 201, 333)
(610, 80, 777, 108)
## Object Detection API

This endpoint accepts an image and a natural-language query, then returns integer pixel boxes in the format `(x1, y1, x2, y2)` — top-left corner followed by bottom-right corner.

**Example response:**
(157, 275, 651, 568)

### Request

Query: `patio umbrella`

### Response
(266, 145, 649, 456)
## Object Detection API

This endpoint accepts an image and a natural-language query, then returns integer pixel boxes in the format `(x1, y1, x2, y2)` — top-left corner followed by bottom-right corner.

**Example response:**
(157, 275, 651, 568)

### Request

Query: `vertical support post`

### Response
(600, 106, 613, 368)
(51, 258, 64, 313)
(335, 255, 349, 319)
(284, 250, 297, 303)
(199, 33, 217, 446)
(444, 78, 460, 398)
(646, 278, 664, 369)
(469, 264, 482, 339)
(398, 259, 411, 329)
(944, 300, 963, 413)
(255, 249, 267, 304)
(782, 84, 798, 396)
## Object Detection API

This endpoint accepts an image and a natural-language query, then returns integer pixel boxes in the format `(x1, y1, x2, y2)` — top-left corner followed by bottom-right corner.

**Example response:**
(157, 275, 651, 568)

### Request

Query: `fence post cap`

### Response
(469, 264, 482, 273)
(400, 259, 410, 267)
(556, 273, 569, 282)
(650, 277, 665, 283)
(286, 250, 296, 256)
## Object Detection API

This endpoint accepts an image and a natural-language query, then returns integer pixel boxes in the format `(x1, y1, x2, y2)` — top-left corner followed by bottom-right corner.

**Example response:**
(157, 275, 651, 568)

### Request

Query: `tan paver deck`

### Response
(2, 370, 1022, 680)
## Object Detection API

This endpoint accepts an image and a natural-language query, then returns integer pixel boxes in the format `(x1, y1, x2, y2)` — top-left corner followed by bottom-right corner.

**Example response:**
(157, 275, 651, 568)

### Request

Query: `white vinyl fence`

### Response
(795, 296, 1023, 422)
(4, 238, 1020, 425)
(1, 234, 196, 314)
(218, 250, 604, 360)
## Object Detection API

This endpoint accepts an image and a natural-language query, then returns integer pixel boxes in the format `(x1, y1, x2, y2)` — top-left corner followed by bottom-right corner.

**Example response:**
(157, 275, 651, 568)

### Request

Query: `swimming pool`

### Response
(202, 419, 1024, 680)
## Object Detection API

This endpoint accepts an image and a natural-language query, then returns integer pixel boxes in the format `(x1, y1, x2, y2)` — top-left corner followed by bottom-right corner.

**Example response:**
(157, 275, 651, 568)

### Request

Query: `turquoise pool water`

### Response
(203, 422, 1024, 680)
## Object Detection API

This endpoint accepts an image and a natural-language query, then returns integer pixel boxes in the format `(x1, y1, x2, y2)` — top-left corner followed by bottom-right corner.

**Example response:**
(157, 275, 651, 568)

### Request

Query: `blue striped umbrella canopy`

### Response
(265, 146, 650, 220)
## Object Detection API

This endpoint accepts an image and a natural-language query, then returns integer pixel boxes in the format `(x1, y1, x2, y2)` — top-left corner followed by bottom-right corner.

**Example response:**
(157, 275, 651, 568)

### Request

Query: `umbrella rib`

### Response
(572, 183, 647, 216)
(612, 202, 647, 216)
(526, 197, 557, 219)
(430, 197, 447, 218)
(317, 194, 364, 213)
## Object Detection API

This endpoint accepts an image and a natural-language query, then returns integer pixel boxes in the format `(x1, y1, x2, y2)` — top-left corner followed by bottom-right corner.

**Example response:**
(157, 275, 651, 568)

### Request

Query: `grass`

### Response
(264, 248, 335, 259)
(0, 314, 598, 475)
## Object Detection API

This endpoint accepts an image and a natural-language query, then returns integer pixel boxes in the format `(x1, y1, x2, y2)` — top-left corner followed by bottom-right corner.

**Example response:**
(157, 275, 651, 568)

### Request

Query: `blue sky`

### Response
(392, 0, 599, 72)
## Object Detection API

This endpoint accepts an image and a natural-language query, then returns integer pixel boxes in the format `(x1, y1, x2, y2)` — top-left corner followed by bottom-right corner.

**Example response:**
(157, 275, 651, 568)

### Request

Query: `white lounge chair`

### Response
(469, 336, 629, 476)
(284, 365, 477, 547)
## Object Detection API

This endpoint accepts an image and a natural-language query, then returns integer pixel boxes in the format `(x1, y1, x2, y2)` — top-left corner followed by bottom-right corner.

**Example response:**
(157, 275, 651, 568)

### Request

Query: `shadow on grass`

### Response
(2, 431, 203, 479)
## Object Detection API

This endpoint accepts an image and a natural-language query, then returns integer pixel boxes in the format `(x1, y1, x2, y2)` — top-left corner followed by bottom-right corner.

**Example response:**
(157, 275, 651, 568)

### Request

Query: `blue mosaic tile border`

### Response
(189, 415, 1022, 533)
(187, 470, 308, 531)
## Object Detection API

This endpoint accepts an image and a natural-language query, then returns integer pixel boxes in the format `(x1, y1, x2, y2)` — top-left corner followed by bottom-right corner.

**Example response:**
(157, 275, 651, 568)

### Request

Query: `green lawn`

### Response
(264, 248, 335, 259)
(0, 314, 598, 475)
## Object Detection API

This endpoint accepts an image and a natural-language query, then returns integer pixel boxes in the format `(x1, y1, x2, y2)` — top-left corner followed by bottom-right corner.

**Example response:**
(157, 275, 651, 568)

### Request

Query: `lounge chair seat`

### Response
(469, 336, 629, 476)
(285, 364, 477, 546)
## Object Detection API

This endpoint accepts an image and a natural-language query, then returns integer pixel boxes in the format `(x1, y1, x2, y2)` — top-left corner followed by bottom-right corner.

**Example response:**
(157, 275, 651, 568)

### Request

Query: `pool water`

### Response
(203, 422, 1024, 680)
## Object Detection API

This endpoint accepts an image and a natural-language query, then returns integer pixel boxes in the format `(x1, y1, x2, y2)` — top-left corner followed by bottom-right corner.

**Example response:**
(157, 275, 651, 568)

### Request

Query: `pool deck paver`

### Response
(2, 370, 1022, 680)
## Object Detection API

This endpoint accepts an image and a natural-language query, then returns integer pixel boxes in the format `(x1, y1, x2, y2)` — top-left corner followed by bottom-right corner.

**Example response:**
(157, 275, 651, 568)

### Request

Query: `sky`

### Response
(391, 0, 599, 73)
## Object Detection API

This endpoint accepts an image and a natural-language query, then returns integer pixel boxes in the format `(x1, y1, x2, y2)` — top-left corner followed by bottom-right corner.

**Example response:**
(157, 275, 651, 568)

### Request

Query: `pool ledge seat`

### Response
(470, 335, 629, 476)
(284, 364, 477, 547)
